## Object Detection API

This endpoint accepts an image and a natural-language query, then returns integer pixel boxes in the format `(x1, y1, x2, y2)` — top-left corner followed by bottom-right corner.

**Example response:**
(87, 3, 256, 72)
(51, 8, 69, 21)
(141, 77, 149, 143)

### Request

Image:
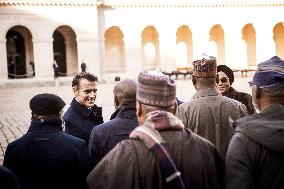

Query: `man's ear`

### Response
(136, 101, 142, 117)
(192, 76, 196, 85)
(72, 86, 78, 95)
(172, 102, 177, 115)
(255, 86, 262, 99)
(114, 95, 120, 107)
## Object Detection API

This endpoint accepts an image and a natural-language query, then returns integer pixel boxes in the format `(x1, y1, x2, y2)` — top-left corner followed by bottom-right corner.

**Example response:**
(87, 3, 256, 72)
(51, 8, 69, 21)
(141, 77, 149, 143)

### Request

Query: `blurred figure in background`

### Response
(53, 60, 59, 79)
(81, 61, 86, 72)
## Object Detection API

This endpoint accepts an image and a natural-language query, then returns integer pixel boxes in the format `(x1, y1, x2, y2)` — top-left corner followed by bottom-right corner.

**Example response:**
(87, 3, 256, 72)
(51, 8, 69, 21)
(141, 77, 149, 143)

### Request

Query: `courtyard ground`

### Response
(0, 74, 253, 164)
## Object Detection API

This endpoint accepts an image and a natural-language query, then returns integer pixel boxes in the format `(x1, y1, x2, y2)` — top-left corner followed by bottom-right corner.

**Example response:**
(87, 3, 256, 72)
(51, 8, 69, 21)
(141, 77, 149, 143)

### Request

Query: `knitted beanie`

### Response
(137, 71, 176, 108)
(192, 54, 217, 78)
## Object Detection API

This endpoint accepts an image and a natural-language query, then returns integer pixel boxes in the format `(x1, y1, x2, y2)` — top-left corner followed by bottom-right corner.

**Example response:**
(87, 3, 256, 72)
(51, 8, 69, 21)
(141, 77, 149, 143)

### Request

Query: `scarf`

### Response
(130, 110, 185, 189)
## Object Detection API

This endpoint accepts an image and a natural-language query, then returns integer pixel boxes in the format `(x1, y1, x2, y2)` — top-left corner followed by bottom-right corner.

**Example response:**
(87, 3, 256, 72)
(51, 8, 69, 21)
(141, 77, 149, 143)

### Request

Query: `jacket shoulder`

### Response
(63, 106, 75, 120)
(60, 132, 87, 146)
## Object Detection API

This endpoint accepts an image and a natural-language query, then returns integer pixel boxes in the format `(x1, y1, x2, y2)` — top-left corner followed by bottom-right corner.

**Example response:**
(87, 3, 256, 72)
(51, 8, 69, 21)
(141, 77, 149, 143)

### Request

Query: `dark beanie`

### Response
(217, 65, 234, 85)
(30, 93, 66, 115)
(137, 71, 176, 108)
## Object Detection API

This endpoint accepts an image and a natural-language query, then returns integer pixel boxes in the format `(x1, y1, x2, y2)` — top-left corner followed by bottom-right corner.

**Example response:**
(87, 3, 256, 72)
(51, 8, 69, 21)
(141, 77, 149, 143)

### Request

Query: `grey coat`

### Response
(225, 104, 284, 189)
(176, 88, 248, 159)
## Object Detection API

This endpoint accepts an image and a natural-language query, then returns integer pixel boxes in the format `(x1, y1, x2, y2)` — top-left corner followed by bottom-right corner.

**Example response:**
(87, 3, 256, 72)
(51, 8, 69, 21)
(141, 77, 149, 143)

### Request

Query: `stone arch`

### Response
(209, 24, 225, 65)
(6, 25, 34, 79)
(176, 25, 193, 67)
(53, 25, 78, 76)
(104, 26, 125, 73)
(242, 24, 256, 67)
(273, 22, 284, 59)
(141, 26, 160, 70)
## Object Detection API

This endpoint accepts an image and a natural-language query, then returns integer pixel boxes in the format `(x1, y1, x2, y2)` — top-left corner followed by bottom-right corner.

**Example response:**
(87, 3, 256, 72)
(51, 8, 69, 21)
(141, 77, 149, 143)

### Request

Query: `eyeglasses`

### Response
(217, 77, 229, 84)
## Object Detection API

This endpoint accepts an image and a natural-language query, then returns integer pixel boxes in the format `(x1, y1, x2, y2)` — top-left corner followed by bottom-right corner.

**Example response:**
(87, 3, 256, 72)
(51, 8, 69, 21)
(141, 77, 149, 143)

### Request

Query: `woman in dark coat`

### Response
(216, 65, 256, 115)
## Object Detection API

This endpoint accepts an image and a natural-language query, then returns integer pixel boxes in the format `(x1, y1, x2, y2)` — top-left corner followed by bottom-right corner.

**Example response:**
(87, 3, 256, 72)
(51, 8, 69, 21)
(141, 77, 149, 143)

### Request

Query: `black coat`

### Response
(89, 103, 138, 167)
(0, 165, 20, 189)
(223, 87, 256, 115)
(3, 116, 91, 189)
(225, 104, 284, 189)
(63, 98, 104, 145)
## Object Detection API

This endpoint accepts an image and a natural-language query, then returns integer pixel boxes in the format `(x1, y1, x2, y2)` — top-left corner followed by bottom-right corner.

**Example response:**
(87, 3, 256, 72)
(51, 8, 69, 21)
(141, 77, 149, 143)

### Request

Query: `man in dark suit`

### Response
(3, 93, 91, 189)
(63, 72, 104, 145)
(89, 79, 138, 167)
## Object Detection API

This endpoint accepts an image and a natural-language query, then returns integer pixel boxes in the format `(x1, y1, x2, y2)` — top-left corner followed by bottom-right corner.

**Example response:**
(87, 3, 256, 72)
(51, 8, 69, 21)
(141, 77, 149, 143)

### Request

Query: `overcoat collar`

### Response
(191, 87, 221, 100)
(70, 97, 96, 118)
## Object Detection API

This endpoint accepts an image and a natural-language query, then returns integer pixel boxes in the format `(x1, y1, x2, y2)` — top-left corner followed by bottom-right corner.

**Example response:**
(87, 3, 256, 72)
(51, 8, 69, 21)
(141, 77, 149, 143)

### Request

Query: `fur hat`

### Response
(251, 56, 284, 90)
(217, 65, 234, 85)
(192, 54, 217, 78)
(30, 93, 66, 115)
(137, 70, 176, 108)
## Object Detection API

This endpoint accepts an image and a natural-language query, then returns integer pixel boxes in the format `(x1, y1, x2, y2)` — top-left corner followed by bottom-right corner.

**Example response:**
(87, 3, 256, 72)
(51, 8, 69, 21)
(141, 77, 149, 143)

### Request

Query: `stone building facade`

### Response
(0, 0, 283, 81)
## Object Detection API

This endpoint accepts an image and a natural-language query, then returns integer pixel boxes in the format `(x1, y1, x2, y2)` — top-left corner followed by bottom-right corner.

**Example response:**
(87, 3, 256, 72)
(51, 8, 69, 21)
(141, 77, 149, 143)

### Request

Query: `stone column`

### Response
(224, 24, 246, 69)
(97, 5, 106, 82)
(77, 38, 101, 78)
(124, 31, 143, 79)
(0, 39, 8, 80)
(254, 23, 276, 64)
(191, 25, 211, 60)
(65, 39, 78, 75)
(159, 28, 176, 71)
(33, 38, 54, 78)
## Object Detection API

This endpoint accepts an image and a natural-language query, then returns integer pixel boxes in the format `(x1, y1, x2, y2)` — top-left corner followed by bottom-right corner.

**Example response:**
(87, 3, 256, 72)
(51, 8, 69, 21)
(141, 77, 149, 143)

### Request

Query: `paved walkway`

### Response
(0, 76, 252, 164)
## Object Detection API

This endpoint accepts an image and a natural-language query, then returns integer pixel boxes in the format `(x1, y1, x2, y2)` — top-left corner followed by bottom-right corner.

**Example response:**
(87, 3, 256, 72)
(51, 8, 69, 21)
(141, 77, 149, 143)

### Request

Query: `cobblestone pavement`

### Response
(0, 76, 252, 165)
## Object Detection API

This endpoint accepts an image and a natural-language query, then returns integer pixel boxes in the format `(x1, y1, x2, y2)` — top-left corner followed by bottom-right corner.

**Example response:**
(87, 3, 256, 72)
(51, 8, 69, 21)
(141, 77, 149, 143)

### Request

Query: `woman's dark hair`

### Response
(217, 65, 234, 85)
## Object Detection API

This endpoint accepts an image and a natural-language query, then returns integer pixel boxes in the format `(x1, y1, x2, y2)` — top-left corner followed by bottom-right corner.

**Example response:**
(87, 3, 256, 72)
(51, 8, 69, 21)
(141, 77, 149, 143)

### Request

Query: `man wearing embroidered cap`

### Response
(87, 70, 224, 189)
(225, 56, 284, 189)
(176, 54, 248, 159)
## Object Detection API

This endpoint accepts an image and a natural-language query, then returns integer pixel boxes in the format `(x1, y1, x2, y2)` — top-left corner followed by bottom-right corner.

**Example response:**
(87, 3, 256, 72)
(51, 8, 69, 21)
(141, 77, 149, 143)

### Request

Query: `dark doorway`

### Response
(53, 31, 66, 76)
(6, 30, 26, 78)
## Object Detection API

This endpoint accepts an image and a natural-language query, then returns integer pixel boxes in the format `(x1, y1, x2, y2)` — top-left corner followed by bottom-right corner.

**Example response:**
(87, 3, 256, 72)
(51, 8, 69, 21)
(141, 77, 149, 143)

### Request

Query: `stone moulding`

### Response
(0, 1, 283, 8)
